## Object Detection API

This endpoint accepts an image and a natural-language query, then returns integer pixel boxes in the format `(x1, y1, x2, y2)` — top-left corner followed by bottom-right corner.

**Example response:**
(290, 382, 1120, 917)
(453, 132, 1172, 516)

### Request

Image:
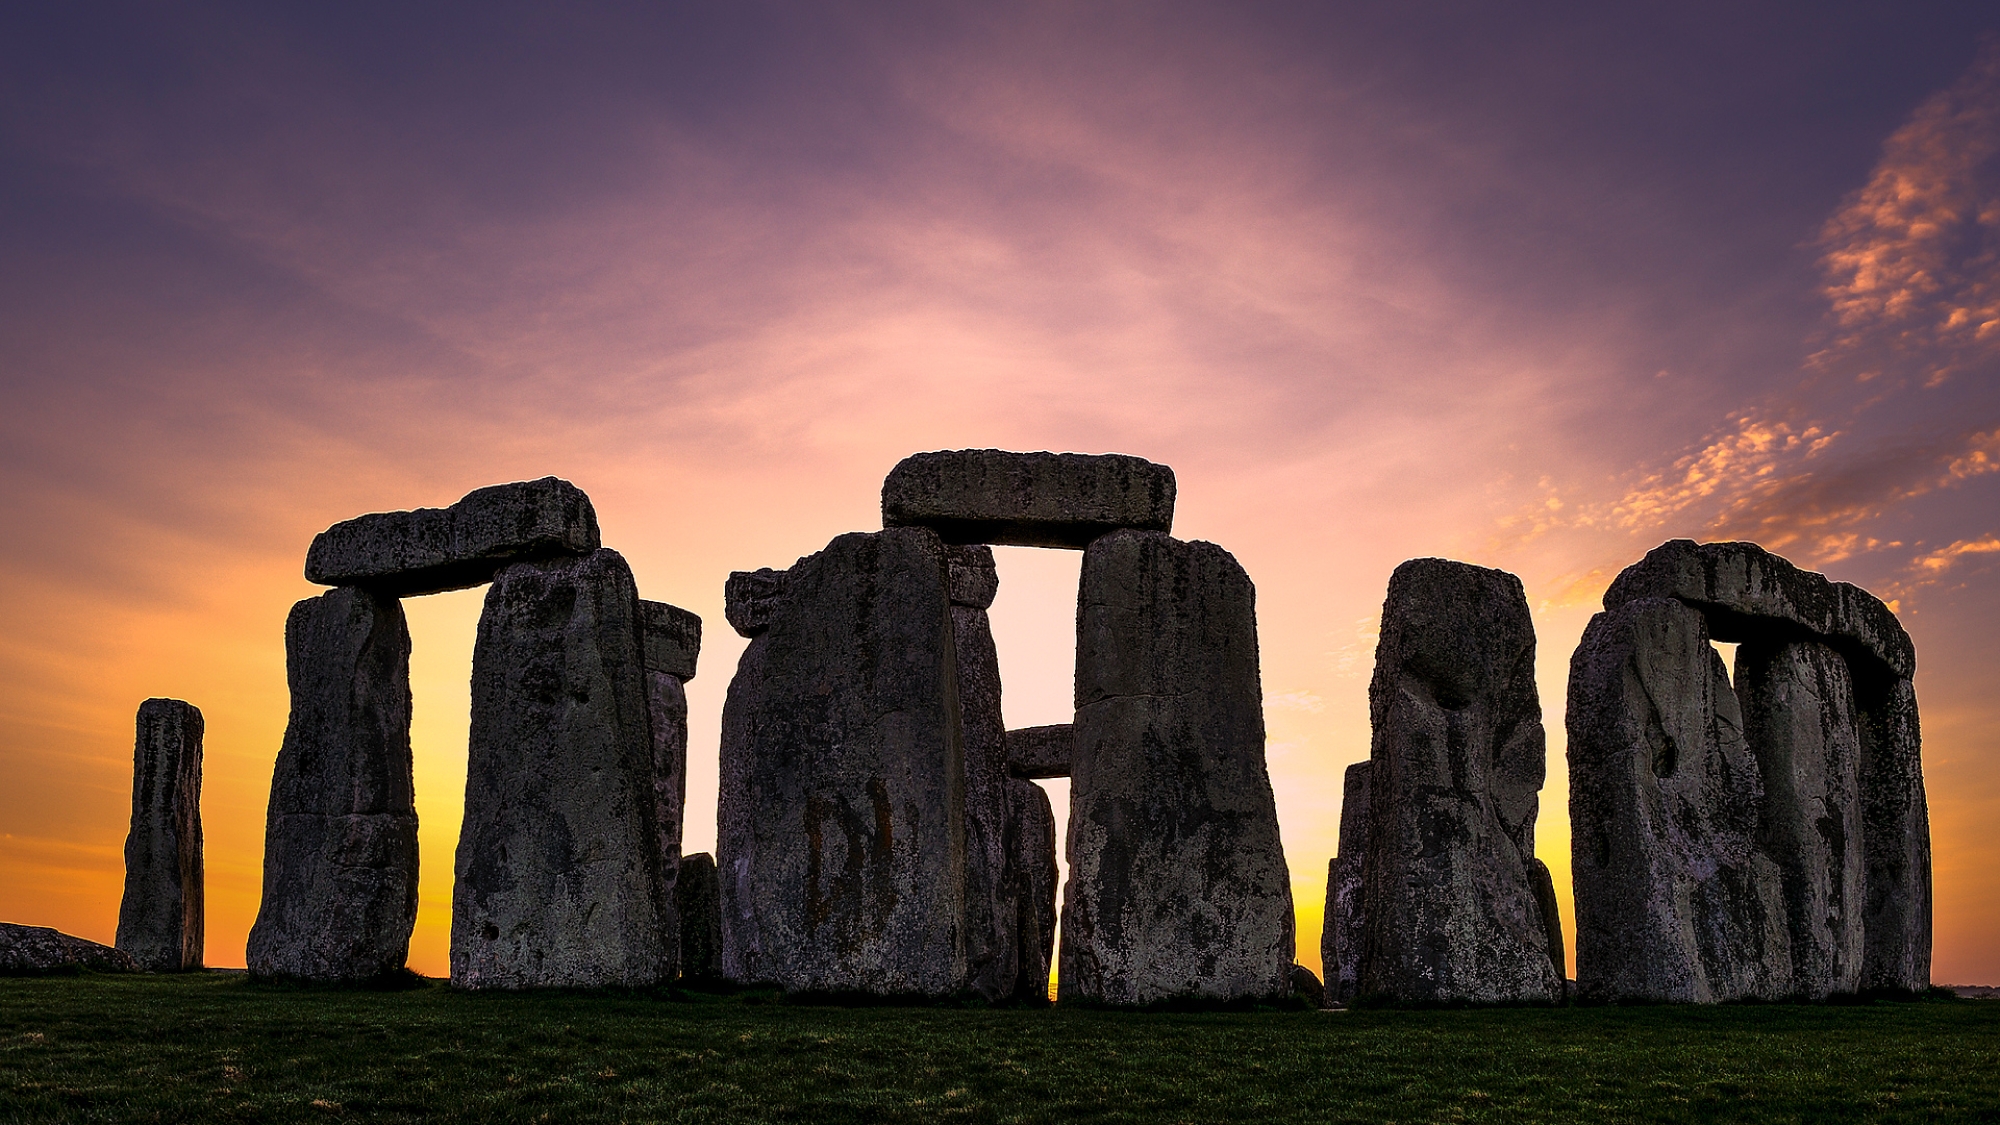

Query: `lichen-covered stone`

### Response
(677, 852, 723, 983)
(452, 548, 670, 989)
(1568, 598, 1789, 1002)
(952, 545, 1014, 1001)
(638, 599, 702, 681)
(717, 528, 967, 996)
(1061, 530, 1293, 1005)
(1858, 674, 1931, 992)
(305, 477, 600, 597)
(1005, 779, 1058, 1003)
(1321, 761, 1370, 1005)
(0, 924, 137, 975)
(724, 568, 790, 638)
(116, 698, 205, 972)
(248, 587, 418, 983)
(1360, 559, 1561, 1004)
(883, 449, 1176, 549)
(1006, 725, 1072, 779)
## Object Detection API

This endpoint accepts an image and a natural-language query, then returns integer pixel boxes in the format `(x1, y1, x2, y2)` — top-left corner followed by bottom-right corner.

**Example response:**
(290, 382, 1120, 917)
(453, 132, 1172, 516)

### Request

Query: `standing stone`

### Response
(1738, 639, 1864, 998)
(116, 699, 204, 972)
(677, 852, 724, 983)
(1321, 761, 1371, 1005)
(639, 598, 701, 982)
(305, 477, 601, 596)
(1006, 725, 1073, 778)
(1062, 530, 1293, 1005)
(1568, 598, 1789, 1002)
(248, 587, 418, 982)
(1360, 559, 1562, 1004)
(452, 548, 669, 989)
(1005, 777, 1059, 1004)
(717, 527, 967, 996)
(1858, 674, 1930, 992)
(883, 449, 1176, 548)
(949, 545, 1015, 1001)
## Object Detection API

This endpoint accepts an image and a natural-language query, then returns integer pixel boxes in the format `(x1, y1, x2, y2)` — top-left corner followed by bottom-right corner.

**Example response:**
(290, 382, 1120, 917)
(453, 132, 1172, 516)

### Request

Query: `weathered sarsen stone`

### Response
(249, 587, 418, 983)
(1568, 597, 1789, 1002)
(305, 477, 600, 596)
(677, 852, 723, 983)
(452, 548, 670, 989)
(640, 600, 702, 682)
(1006, 725, 1072, 779)
(1321, 761, 1371, 1006)
(717, 528, 968, 996)
(883, 449, 1175, 549)
(724, 568, 790, 638)
(1360, 559, 1562, 1004)
(1005, 778, 1058, 1003)
(639, 598, 701, 981)
(0, 924, 137, 975)
(1062, 530, 1293, 1005)
(116, 698, 205, 972)
(949, 545, 1016, 1002)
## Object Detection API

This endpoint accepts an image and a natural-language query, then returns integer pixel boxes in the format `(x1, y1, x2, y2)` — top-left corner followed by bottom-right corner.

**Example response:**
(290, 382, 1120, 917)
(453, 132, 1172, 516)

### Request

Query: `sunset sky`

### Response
(3, 2, 1997, 985)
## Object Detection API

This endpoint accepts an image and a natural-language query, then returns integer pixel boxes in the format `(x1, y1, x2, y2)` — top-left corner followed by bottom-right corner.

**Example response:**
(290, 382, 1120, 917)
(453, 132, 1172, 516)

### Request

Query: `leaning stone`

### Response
(1006, 725, 1072, 779)
(453, 548, 670, 989)
(116, 698, 205, 972)
(717, 527, 967, 996)
(1603, 539, 1913, 679)
(883, 449, 1176, 548)
(1005, 778, 1058, 1003)
(723, 568, 790, 638)
(1360, 559, 1562, 1004)
(1321, 761, 1371, 1005)
(952, 549, 1014, 1002)
(0, 924, 138, 975)
(676, 853, 723, 983)
(1062, 530, 1294, 1005)
(1738, 639, 1865, 998)
(247, 587, 418, 983)
(305, 477, 600, 596)
(1567, 597, 1790, 1002)
(1858, 674, 1931, 992)
(639, 599, 702, 681)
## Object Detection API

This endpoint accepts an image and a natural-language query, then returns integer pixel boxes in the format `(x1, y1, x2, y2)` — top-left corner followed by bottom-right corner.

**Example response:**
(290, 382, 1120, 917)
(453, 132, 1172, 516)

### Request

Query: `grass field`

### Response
(3, 974, 1997, 1123)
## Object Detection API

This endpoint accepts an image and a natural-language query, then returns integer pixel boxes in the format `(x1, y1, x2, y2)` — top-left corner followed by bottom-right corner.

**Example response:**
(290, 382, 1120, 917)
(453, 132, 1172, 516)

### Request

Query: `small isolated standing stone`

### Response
(1360, 559, 1562, 1004)
(116, 698, 205, 972)
(0, 924, 137, 975)
(1006, 725, 1073, 779)
(305, 477, 601, 596)
(677, 853, 723, 983)
(1062, 530, 1294, 1005)
(1005, 777, 1058, 1003)
(453, 548, 670, 989)
(882, 449, 1176, 549)
(248, 587, 418, 983)
(1321, 761, 1371, 1005)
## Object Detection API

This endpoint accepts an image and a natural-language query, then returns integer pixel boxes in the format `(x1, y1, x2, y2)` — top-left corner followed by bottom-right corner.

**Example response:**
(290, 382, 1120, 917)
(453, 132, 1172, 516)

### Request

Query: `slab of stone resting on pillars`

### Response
(1062, 529, 1294, 1005)
(949, 544, 1016, 1002)
(677, 853, 723, 983)
(1361, 559, 1562, 1004)
(305, 476, 600, 596)
(639, 598, 701, 980)
(116, 698, 205, 972)
(882, 449, 1176, 548)
(717, 528, 967, 996)
(1567, 597, 1789, 1002)
(452, 548, 669, 989)
(1005, 778, 1058, 1003)
(1006, 725, 1073, 778)
(248, 587, 418, 982)
(1321, 761, 1370, 1006)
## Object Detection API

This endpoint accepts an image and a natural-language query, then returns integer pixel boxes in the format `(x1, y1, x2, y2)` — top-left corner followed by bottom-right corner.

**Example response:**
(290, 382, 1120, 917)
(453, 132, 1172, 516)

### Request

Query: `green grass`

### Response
(2, 975, 1997, 1123)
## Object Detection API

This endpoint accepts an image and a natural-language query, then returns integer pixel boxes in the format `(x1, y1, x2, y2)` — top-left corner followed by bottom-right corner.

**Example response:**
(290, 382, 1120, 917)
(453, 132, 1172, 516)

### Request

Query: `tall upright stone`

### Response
(248, 587, 418, 982)
(948, 544, 1016, 1001)
(639, 598, 701, 980)
(1005, 778, 1058, 1004)
(116, 698, 205, 972)
(1360, 559, 1562, 1004)
(717, 527, 968, 996)
(677, 852, 723, 983)
(1320, 761, 1370, 1005)
(1062, 530, 1293, 1005)
(452, 548, 669, 989)
(1568, 597, 1789, 1002)
(1858, 673, 1930, 992)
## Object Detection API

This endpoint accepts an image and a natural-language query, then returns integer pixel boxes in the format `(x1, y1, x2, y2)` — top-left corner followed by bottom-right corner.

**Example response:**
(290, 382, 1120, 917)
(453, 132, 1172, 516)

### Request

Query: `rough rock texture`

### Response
(1604, 539, 1914, 680)
(1006, 725, 1073, 779)
(1321, 761, 1371, 1006)
(0, 924, 138, 975)
(724, 568, 790, 638)
(882, 449, 1176, 549)
(950, 545, 1015, 1001)
(1360, 559, 1562, 1004)
(717, 528, 968, 996)
(1738, 639, 1864, 998)
(452, 548, 670, 989)
(677, 853, 723, 983)
(1859, 674, 1931, 991)
(248, 587, 418, 983)
(116, 698, 205, 972)
(305, 477, 600, 597)
(1005, 778, 1059, 1004)
(639, 599, 702, 681)
(1062, 530, 1294, 1005)
(1290, 964, 1326, 1008)
(1568, 598, 1790, 1002)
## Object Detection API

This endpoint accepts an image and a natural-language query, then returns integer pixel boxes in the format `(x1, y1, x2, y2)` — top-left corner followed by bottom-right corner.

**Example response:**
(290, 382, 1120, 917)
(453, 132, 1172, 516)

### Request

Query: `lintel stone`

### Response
(882, 449, 1175, 549)
(305, 477, 600, 596)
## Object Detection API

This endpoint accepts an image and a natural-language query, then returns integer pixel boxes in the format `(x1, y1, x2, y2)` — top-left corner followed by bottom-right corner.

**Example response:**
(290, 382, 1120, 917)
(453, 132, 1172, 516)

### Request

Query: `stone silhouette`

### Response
(1005, 778, 1059, 1003)
(640, 598, 701, 979)
(1006, 725, 1072, 779)
(949, 544, 1018, 1002)
(116, 698, 205, 972)
(677, 852, 723, 983)
(883, 449, 1176, 548)
(305, 477, 600, 596)
(723, 568, 790, 638)
(0, 924, 138, 975)
(1062, 529, 1294, 1005)
(453, 548, 671, 989)
(248, 586, 418, 982)
(1321, 761, 1371, 1006)
(1358, 559, 1562, 1004)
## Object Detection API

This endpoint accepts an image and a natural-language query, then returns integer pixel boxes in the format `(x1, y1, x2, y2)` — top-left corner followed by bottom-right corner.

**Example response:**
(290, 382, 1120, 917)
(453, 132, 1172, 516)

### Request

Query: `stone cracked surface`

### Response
(1321, 761, 1371, 1006)
(116, 698, 205, 972)
(951, 548, 1015, 1002)
(0, 924, 137, 975)
(305, 477, 600, 596)
(724, 568, 790, 638)
(638, 599, 702, 682)
(882, 449, 1175, 549)
(1006, 725, 1072, 779)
